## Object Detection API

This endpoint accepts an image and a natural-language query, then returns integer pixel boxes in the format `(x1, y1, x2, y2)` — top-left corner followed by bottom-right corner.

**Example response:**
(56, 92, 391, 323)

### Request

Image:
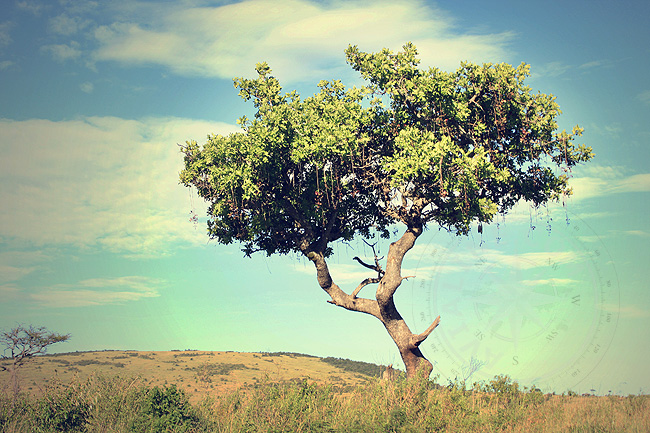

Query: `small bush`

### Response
(35, 381, 90, 432)
(133, 384, 199, 432)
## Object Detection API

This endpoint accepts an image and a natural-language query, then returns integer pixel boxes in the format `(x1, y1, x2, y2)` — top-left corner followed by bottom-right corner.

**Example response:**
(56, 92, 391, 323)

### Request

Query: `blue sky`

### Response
(1, 0, 649, 395)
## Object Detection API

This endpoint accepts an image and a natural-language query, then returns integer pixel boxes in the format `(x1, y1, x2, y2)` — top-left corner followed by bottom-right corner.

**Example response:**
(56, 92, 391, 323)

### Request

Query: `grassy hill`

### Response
(0, 350, 384, 401)
(2, 351, 648, 432)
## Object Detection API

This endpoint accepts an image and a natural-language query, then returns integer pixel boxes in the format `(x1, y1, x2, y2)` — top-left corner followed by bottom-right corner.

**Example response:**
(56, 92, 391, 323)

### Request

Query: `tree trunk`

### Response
(307, 225, 440, 379)
(380, 298, 436, 379)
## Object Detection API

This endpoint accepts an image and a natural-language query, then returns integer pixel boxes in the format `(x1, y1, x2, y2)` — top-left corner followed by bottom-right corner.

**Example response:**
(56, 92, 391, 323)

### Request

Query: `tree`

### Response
(0, 325, 70, 397)
(179, 43, 593, 378)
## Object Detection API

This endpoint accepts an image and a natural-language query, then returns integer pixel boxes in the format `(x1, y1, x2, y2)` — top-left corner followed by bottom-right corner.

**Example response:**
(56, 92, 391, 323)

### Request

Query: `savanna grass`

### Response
(1, 372, 648, 432)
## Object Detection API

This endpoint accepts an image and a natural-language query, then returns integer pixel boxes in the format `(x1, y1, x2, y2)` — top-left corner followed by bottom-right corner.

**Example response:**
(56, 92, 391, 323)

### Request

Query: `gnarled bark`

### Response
(306, 225, 441, 379)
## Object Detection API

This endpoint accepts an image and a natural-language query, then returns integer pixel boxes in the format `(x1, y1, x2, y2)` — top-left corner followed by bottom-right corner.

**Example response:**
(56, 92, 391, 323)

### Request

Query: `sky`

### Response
(1, 0, 649, 396)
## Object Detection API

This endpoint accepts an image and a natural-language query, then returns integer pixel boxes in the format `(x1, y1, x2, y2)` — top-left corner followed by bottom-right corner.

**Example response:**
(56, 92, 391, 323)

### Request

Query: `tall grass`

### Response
(1, 373, 648, 432)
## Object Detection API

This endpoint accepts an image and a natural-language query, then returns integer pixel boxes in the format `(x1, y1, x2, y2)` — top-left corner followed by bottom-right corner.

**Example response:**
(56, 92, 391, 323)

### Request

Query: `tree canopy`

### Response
(180, 43, 592, 259)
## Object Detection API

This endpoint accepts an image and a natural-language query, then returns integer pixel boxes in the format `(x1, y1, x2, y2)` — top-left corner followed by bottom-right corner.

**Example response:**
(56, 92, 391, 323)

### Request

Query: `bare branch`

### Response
(353, 240, 385, 276)
(411, 315, 441, 347)
(351, 277, 382, 298)
(352, 256, 383, 274)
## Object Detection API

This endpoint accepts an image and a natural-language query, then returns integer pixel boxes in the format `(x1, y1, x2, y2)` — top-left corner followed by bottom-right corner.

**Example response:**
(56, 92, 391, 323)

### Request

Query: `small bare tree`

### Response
(382, 364, 397, 382)
(0, 325, 70, 398)
(461, 356, 486, 383)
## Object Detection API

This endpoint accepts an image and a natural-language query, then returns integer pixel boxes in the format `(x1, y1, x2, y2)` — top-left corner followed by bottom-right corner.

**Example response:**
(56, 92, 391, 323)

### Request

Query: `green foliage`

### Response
(321, 356, 385, 378)
(192, 362, 250, 384)
(136, 384, 198, 432)
(259, 351, 317, 358)
(180, 69, 384, 257)
(36, 384, 90, 432)
(180, 43, 593, 258)
(483, 374, 520, 395)
(229, 378, 336, 432)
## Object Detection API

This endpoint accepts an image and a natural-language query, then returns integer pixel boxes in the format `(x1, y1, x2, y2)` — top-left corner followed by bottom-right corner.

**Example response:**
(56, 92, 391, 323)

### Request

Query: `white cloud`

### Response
(79, 81, 94, 93)
(0, 265, 36, 284)
(0, 116, 240, 257)
(0, 22, 12, 48)
(570, 172, 650, 201)
(579, 60, 604, 69)
(0, 60, 14, 71)
(521, 278, 579, 286)
(31, 276, 162, 307)
(601, 302, 650, 319)
(59, 0, 99, 15)
(481, 249, 585, 270)
(0, 284, 21, 302)
(49, 14, 91, 36)
(531, 61, 571, 79)
(623, 230, 650, 238)
(637, 90, 650, 105)
(16, 1, 45, 16)
(41, 42, 82, 62)
(0, 250, 50, 284)
(91, 0, 513, 82)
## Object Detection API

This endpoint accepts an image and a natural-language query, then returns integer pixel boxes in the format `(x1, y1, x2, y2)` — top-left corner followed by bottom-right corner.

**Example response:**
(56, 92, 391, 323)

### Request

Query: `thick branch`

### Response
(307, 251, 380, 318)
(376, 225, 422, 303)
(411, 315, 441, 347)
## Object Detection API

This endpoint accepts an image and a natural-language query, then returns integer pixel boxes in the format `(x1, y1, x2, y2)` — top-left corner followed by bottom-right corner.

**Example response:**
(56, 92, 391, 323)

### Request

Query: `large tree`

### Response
(179, 43, 593, 378)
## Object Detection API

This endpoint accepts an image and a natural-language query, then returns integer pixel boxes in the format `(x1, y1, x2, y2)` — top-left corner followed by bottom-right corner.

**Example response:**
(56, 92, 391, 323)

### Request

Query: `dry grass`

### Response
(2, 352, 648, 432)
(508, 394, 650, 432)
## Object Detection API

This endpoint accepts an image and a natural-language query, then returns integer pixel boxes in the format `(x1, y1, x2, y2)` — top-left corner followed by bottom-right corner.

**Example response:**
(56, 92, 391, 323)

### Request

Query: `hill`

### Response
(0, 350, 385, 401)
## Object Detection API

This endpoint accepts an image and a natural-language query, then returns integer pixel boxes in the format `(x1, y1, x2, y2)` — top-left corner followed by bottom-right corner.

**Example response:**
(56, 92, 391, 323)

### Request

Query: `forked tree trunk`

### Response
(307, 225, 440, 379)
(379, 297, 437, 379)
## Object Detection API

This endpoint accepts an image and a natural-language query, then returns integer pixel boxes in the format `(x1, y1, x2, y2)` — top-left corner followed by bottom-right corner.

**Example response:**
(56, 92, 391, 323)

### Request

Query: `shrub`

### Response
(132, 384, 199, 432)
(36, 383, 90, 432)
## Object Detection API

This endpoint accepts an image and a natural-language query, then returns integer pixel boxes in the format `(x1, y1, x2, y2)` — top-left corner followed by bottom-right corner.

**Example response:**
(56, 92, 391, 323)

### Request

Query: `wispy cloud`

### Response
(0, 22, 12, 48)
(521, 278, 579, 286)
(89, 0, 513, 82)
(568, 164, 650, 201)
(531, 61, 571, 79)
(0, 250, 51, 284)
(79, 81, 94, 93)
(0, 284, 21, 302)
(623, 230, 650, 238)
(483, 250, 584, 270)
(31, 276, 162, 307)
(0, 116, 240, 257)
(16, 0, 46, 16)
(579, 60, 605, 69)
(0, 265, 36, 284)
(41, 42, 82, 62)
(637, 90, 650, 105)
(49, 14, 92, 36)
(570, 174, 650, 200)
(601, 302, 650, 319)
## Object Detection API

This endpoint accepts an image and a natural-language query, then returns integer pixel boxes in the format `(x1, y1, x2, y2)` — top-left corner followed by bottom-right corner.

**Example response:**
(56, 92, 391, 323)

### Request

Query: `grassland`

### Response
(1, 351, 648, 432)
(0, 350, 377, 402)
